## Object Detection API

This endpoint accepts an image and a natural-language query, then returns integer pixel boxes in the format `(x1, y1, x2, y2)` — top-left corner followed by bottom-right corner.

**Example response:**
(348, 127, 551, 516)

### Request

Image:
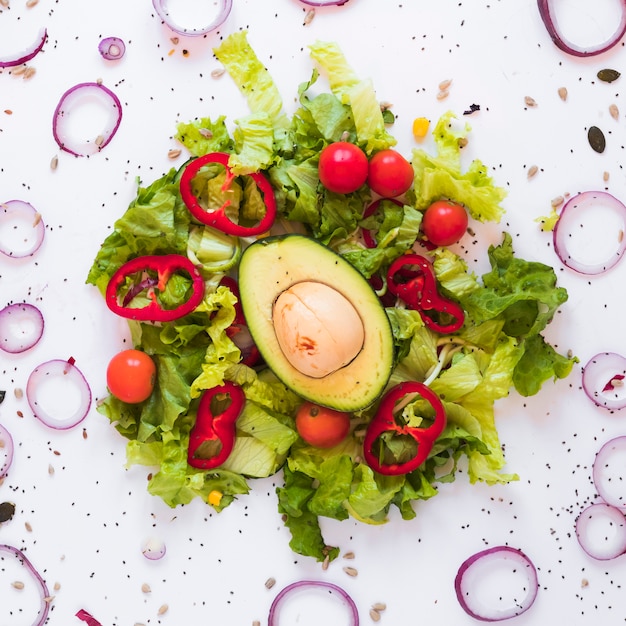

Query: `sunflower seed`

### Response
(524, 96, 537, 107)
(527, 165, 538, 179)
(343, 566, 358, 577)
(558, 87, 568, 101)
(167, 149, 181, 159)
(303, 9, 315, 24)
(610, 104, 619, 120)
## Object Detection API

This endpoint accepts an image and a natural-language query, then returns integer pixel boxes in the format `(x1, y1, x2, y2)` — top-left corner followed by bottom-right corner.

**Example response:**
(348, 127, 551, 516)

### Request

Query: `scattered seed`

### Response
(598, 68, 620, 83)
(588, 125, 606, 153)
(524, 96, 537, 107)
(0, 501, 15, 523)
(12, 581, 25, 589)
(167, 149, 181, 160)
(50, 155, 58, 171)
(379, 101, 393, 111)
(199, 128, 213, 138)
(343, 551, 355, 560)
(343, 566, 358, 577)
(322, 554, 330, 571)
(95, 134, 104, 147)
(619, 229, 624, 243)
(581, 578, 589, 588)
(457, 137, 468, 148)
(4, 109, 12, 115)
(436, 90, 449, 100)
(82, 428, 88, 440)
(25, 521, 32, 532)
(527, 165, 538, 179)
(157, 604, 168, 615)
(611, 376, 624, 386)
(372, 602, 387, 611)
(604, 171, 610, 182)
(14, 388, 23, 399)
(54, 582, 61, 591)
(170, 37, 179, 45)
(610, 104, 619, 120)
(253, 621, 261, 626)
(551, 196, 564, 208)
(558, 86, 568, 101)
(211, 67, 225, 78)
(0, 0, 9, 8)
(141, 583, 151, 593)
(48, 464, 55, 475)
(303, 9, 315, 24)
(22, 66, 36, 80)
(11, 65, 27, 76)
(438, 78, 452, 91)
(44, 595, 55, 604)
(369, 608, 381, 622)
(32, 213, 42, 227)
(25, 0, 38, 6)
(265, 577, 276, 589)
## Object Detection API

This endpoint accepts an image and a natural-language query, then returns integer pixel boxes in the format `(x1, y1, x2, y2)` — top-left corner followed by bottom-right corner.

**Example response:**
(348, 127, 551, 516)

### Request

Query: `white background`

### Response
(2, 0, 626, 624)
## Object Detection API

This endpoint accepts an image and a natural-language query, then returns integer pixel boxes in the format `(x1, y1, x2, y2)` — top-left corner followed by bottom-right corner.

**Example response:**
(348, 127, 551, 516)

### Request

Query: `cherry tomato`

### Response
(318, 141, 368, 194)
(295, 402, 351, 449)
(107, 349, 156, 404)
(421, 199, 469, 247)
(367, 149, 414, 198)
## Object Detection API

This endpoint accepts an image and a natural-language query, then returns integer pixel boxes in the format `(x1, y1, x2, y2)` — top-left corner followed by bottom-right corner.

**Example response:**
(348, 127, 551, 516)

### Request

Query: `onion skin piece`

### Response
(76, 608, 103, 625)
(0, 27, 47, 68)
(537, 0, 626, 57)
(0, 423, 14, 479)
(0, 544, 50, 626)
(454, 545, 538, 622)
(268, 580, 360, 626)
(152, 0, 232, 36)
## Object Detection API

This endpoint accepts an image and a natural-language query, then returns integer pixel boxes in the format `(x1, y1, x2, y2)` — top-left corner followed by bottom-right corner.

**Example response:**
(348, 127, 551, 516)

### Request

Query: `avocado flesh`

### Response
(238, 234, 394, 411)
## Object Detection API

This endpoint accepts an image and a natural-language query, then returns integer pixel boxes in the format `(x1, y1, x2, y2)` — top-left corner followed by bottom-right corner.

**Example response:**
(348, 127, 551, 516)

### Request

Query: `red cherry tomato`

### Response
(421, 199, 469, 246)
(318, 141, 368, 194)
(107, 349, 156, 404)
(367, 149, 414, 198)
(295, 402, 351, 449)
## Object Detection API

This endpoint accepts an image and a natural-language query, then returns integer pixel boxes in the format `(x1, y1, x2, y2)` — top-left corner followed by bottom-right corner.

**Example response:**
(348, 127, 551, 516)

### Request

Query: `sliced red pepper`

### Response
(106, 254, 204, 322)
(219, 276, 261, 367)
(179, 152, 277, 237)
(187, 382, 245, 470)
(387, 253, 464, 334)
(363, 381, 446, 476)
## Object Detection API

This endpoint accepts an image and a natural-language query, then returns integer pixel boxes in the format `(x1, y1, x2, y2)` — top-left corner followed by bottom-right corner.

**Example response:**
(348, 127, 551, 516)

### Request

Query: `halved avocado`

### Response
(238, 234, 394, 411)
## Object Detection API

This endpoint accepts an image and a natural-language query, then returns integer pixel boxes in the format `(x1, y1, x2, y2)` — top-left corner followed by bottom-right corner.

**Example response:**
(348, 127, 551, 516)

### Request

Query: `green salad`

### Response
(87, 31, 576, 562)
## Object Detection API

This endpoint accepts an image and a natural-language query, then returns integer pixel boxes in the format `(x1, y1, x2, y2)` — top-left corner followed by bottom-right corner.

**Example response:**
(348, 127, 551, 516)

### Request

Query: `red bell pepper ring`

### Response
(363, 381, 446, 476)
(106, 254, 205, 322)
(219, 276, 261, 367)
(386, 253, 464, 334)
(187, 382, 245, 470)
(179, 152, 277, 237)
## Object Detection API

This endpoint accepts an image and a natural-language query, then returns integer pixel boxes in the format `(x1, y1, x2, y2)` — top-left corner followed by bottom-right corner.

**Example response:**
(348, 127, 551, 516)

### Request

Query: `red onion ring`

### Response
(152, 0, 232, 36)
(454, 546, 538, 622)
(26, 357, 92, 430)
(0, 303, 44, 354)
(552, 191, 626, 275)
(98, 37, 126, 61)
(76, 608, 103, 625)
(582, 352, 626, 411)
(593, 436, 626, 508)
(0, 544, 50, 626)
(575, 502, 626, 560)
(0, 27, 47, 68)
(142, 537, 167, 560)
(0, 423, 14, 479)
(268, 580, 359, 626)
(537, 0, 626, 56)
(0, 200, 45, 258)
(52, 82, 123, 157)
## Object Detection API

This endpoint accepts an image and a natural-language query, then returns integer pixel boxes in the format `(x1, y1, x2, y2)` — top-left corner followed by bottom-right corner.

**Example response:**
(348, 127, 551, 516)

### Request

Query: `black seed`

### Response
(0, 390, 4, 404)
(597, 69, 620, 83)
(0, 501, 15, 523)
(588, 126, 606, 153)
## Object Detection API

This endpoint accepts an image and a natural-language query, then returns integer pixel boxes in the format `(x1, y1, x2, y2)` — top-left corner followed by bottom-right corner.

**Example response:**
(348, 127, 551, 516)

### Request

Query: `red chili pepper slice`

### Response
(363, 381, 446, 476)
(106, 254, 204, 322)
(187, 382, 245, 470)
(387, 253, 464, 333)
(219, 276, 260, 367)
(179, 152, 277, 237)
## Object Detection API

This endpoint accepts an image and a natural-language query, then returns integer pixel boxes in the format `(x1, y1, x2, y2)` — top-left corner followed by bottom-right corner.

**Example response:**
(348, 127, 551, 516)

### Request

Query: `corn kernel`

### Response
(208, 490, 223, 506)
(412, 117, 430, 140)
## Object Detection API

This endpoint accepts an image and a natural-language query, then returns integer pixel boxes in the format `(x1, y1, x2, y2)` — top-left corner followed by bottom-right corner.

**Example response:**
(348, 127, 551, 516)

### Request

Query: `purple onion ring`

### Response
(52, 82, 123, 157)
(575, 502, 626, 560)
(152, 0, 232, 36)
(0, 423, 14, 479)
(593, 436, 626, 508)
(142, 537, 167, 561)
(0, 544, 50, 626)
(0, 303, 44, 354)
(98, 37, 126, 61)
(537, 0, 626, 56)
(553, 191, 626, 275)
(0, 200, 45, 258)
(454, 545, 538, 622)
(268, 580, 359, 626)
(26, 357, 92, 430)
(0, 27, 47, 68)
(582, 352, 626, 411)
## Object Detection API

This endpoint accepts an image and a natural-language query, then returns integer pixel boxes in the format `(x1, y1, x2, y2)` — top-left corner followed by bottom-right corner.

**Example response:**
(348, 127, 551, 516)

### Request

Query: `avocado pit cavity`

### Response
(272, 281, 365, 378)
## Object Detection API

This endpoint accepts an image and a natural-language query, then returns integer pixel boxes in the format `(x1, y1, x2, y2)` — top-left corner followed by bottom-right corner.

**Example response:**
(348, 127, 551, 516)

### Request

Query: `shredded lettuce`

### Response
(87, 32, 575, 563)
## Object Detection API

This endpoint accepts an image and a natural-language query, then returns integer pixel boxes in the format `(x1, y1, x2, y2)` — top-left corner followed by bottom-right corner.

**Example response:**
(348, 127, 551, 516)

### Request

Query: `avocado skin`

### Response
(238, 234, 394, 411)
